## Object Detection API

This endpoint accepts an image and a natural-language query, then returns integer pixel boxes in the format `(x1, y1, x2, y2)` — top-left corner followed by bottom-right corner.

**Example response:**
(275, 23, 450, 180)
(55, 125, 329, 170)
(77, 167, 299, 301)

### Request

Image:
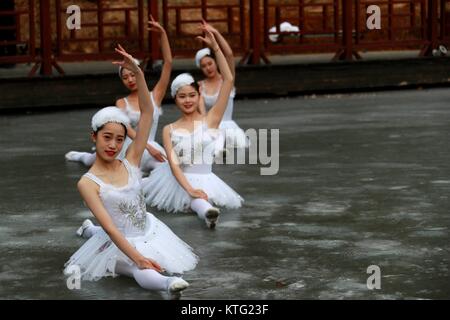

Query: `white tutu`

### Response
(140, 140, 167, 173)
(219, 120, 249, 149)
(142, 162, 243, 213)
(64, 213, 198, 281)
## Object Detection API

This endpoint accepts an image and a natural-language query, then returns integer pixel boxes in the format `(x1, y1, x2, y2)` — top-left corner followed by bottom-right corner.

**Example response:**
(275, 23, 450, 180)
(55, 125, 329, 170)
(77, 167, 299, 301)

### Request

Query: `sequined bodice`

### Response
(83, 159, 147, 236)
(170, 122, 220, 169)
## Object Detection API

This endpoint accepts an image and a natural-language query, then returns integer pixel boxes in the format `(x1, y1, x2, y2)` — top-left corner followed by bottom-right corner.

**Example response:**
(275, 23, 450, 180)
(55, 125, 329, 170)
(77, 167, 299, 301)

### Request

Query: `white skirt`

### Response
(64, 213, 198, 281)
(220, 120, 249, 149)
(142, 162, 244, 213)
(140, 141, 167, 173)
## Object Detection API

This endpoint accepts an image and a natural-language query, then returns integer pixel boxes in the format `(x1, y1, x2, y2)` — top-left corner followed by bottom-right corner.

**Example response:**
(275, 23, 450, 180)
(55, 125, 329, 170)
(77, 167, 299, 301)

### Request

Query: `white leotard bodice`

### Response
(123, 93, 162, 142)
(83, 159, 147, 237)
(169, 121, 220, 173)
(200, 81, 235, 121)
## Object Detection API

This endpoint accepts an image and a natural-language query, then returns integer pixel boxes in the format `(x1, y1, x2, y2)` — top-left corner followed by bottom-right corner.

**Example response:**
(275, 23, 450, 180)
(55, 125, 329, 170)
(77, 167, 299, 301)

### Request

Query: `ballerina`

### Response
(65, 15, 169, 174)
(141, 23, 243, 229)
(195, 20, 249, 157)
(64, 45, 197, 298)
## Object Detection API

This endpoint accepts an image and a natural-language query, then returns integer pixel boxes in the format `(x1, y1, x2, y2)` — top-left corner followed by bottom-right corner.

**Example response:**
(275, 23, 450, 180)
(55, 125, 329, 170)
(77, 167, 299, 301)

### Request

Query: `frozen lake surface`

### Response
(0, 88, 449, 299)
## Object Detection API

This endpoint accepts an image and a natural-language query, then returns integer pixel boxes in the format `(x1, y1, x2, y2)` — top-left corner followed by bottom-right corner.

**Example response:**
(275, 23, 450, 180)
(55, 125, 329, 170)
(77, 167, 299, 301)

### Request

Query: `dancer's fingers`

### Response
(196, 36, 207, 44)
(152, 262, 163, 272)
(114, 47, 126, 57)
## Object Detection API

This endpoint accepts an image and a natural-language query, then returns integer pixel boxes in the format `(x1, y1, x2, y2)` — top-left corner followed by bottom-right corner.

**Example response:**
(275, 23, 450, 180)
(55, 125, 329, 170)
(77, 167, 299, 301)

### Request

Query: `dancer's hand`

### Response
(196, 24, 219, 51)
(112, 44, 140, 74)
(147, 14, 165, 34)
(201, 19, 218, 35)
(189, 189, 208, 200)
(147, 144, 166, 162)
(136, 256, 164, 272)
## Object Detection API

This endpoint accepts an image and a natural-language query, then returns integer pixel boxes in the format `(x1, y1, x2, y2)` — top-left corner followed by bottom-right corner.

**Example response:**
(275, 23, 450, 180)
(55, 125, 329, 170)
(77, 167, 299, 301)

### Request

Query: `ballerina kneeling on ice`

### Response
(64, 45, 197, 299)
(141, 22, 243, 229)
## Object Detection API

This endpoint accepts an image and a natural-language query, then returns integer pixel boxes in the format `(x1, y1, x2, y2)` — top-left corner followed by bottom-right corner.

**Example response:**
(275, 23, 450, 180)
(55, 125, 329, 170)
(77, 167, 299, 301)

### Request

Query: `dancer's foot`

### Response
(76, 219, 94, 237)
(205, 207, 220, 229)
(65, 151, 81, 162)
(166, 277, 189, 300)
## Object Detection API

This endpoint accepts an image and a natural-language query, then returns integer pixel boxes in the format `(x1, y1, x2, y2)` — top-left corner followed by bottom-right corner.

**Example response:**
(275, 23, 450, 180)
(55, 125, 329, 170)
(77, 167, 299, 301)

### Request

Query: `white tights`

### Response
(115, 261, 172, 291)
(82, 226, 179, 293)
(82, 225, 102, 239)
(66, 151, 96, 167)
(190, 198, 214, 220)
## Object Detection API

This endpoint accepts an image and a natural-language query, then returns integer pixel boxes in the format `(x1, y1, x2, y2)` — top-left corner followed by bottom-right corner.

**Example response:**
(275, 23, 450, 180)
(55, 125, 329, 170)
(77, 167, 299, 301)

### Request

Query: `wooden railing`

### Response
(0, 0, 448, 76)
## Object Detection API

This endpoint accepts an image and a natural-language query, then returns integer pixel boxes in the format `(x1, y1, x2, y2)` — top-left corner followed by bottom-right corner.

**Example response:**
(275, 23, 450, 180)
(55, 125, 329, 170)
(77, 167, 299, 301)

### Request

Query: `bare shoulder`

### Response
(77, 175, 97, 193)
(163, 123, 173, 134)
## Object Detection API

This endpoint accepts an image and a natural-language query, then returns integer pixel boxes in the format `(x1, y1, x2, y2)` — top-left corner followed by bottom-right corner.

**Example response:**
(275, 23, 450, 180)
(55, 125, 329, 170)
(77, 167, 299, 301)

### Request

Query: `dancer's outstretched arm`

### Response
(148, 15, 172, 107)
(162, 125, 208, 200)
(197, 25, 234, 129)
(203, 19, 235, 78)
(113, 45, 153, 166)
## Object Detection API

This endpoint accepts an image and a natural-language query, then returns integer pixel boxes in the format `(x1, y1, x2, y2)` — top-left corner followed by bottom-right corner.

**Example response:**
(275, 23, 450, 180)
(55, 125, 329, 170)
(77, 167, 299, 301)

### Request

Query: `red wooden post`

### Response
(240, 0, 246, 50)
(55, 0, 62, 57)
(333, 0, 339, 44)
(388, 0, 393, 41)
(354, 0, 360, 45)
(201, 0, 207, 20)
(421, 0, 426, 39)
(138, 0, 144, 53)
(163, 0, 169, 36)
(39, 0, 52, 75)
(428, 0, 438, 46)
(97, 0, 104, 53)
(438, 0, 446, 41)
(240, 0, 270, 64)
(149, 0, 159, 63)
(420, 0, 439, 56)
(341, 0, 353, 60)
(333, 0, 360, 61)
(300, 0, 305, 44)
(250, 0, 261, 64)
(29, 0, 36, 58)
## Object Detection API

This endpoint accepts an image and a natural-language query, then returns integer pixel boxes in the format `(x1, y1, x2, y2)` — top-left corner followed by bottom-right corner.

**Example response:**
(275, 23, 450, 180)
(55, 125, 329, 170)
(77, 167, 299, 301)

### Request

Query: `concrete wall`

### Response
(0, 57, 449, 113)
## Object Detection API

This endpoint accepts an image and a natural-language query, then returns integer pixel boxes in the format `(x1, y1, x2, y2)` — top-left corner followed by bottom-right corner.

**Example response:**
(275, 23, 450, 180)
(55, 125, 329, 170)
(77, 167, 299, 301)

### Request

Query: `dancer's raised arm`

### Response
(196, 25, 234, 129)
(202, 19, 235, 78)
(148, 15, 172, 106)
(113, 44, 153, 166)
